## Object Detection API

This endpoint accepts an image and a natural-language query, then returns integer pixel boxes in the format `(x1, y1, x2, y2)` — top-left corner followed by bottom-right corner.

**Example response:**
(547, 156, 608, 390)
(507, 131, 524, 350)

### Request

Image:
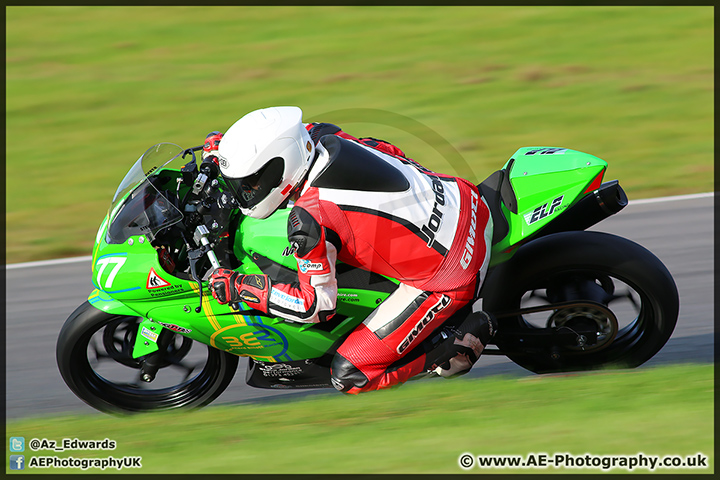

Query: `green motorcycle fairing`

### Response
(487, 146, 607, 265)
(91, 211, 388, 361)
(90, 143, 608, 363)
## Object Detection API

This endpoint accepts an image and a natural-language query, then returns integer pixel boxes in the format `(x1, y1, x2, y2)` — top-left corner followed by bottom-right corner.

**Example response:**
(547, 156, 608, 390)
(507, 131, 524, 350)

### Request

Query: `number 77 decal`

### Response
(95, 256, 127, 290)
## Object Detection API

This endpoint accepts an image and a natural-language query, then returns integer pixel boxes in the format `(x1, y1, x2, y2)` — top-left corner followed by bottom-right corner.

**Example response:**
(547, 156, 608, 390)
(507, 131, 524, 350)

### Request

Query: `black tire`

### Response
(56, 301, 238, 414)
(482, 231, 679, 374)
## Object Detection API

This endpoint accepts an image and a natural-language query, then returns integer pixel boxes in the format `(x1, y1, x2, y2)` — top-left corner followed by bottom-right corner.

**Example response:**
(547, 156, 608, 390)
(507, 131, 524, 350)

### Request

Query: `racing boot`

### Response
(425, 310, 497, 378)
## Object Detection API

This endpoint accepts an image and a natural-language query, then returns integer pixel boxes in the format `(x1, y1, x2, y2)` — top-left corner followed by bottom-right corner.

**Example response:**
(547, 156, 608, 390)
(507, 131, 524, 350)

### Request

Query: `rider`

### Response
(205, 106, 497, 394)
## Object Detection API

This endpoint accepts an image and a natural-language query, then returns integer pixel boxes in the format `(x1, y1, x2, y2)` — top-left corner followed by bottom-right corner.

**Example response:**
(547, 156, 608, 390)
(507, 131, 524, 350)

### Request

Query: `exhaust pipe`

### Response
(593, 179, 628, 215)
(535, 180, 628, 238)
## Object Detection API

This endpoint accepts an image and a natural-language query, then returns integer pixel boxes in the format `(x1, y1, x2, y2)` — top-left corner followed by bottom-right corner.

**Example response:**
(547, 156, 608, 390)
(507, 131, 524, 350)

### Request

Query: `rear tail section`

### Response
(480, 147, 627, 266)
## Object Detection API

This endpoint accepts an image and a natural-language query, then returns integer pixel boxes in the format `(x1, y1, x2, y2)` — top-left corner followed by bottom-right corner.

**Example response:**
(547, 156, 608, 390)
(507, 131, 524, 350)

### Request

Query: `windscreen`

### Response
(105, 143, 187, 244)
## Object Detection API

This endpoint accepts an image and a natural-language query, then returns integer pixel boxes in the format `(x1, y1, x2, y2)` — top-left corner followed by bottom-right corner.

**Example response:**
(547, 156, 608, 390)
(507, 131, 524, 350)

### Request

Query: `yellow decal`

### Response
(211, 324, 255, 349)
(250, 355, 277, 363)
(221, 333, 262, 349)
(190, 283, 221, 331)
(191, 282, 250, 330)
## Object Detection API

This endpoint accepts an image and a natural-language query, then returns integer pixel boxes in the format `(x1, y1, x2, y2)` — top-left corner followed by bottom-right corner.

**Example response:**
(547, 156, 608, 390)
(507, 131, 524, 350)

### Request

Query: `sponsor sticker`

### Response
(210, 324, 289, 359)
(258, 363, 303, 377)
(524, 147, 567, 156)
(146, 268, 171, 289)
(140, 326, 158, 343)
(148, 284, 186, 298)
(156, 322, 192, 334)
(523, 195, 564, 225)
(269, 288, 305, 310)
(338, 292, 360, 303)
(298, 259, 324, 274)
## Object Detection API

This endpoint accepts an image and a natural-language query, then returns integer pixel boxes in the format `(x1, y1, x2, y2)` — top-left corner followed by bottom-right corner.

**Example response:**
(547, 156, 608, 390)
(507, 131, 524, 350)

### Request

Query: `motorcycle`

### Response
(56, 140, 679, 413)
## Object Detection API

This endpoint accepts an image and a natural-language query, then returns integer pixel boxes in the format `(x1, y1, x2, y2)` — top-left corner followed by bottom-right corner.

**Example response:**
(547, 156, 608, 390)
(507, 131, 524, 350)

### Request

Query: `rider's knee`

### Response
(330, 353, 368, 394)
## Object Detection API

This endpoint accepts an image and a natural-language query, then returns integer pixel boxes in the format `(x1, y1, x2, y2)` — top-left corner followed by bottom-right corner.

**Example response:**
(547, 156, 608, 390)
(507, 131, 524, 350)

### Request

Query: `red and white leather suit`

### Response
(243, 123, 493, 393)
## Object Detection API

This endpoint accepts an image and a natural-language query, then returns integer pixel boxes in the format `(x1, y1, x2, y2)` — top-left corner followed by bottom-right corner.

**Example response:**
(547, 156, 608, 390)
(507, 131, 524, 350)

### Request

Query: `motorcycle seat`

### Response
(477, 168, 516, 245)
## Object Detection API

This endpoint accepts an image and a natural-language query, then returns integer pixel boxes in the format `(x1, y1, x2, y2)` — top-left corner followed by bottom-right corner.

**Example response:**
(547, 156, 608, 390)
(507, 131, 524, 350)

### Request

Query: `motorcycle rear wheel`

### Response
(56, 301, 238, 414)
(483, 231, 679, 374)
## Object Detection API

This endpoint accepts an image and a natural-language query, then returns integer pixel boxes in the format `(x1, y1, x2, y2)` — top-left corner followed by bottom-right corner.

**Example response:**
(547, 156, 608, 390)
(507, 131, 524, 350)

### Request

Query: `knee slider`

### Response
(330, 354, 369, 393)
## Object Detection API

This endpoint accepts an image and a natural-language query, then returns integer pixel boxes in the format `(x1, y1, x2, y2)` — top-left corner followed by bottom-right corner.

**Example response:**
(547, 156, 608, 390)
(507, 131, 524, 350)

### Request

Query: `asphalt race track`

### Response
(5, 194, 713, 419)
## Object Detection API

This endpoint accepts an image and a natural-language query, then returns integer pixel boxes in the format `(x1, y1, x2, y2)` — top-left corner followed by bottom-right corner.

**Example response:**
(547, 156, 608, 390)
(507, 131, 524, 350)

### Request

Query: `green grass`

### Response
(5, 364, 713, 474)
(6, 6, 713, 263)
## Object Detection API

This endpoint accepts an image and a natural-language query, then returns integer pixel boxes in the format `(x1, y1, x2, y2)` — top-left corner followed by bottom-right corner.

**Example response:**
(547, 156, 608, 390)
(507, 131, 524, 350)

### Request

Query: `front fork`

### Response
(131, 318, 172, 382)
(130, 225, 220, 377)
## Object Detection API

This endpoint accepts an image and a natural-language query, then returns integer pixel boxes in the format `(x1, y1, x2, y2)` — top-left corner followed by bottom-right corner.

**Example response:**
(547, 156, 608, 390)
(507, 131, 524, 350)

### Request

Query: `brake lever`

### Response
(182, 229, 212, 313)
(184, 240, 205, 314)
(182, 145, 204, 160)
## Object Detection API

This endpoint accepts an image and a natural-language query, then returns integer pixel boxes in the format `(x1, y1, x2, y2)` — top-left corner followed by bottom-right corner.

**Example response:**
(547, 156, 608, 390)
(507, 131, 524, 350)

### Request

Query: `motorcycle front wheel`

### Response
(56, 301, 238, 414)
(483, 231, 679, 374)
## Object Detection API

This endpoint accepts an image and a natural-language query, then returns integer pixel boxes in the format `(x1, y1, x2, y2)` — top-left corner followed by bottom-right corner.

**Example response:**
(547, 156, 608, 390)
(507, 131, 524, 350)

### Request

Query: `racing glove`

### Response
(208, 268, 270, 312)
(203, 131, 223, 161)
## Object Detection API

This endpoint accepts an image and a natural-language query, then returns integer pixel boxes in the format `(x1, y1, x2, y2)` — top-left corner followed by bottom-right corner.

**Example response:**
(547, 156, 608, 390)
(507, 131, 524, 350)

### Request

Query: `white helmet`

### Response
(216, 106, 315, 219)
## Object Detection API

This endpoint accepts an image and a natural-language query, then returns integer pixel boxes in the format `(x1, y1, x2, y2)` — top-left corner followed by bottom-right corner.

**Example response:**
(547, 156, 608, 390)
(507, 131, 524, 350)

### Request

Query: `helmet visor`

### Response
(225, 156, 284, 209)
